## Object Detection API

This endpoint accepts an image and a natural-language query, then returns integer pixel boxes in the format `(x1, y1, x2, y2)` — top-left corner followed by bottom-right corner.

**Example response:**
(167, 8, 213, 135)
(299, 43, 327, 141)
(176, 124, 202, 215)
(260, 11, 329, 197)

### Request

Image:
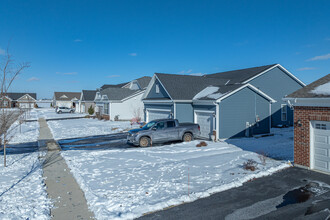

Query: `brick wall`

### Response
(294, 106, 330, 167)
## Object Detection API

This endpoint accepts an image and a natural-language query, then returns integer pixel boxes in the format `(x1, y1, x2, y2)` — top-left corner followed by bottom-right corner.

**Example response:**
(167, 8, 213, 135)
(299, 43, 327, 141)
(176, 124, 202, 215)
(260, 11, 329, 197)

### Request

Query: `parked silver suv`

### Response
(127, 119, 200, 147)
(55, 107, 75, 114)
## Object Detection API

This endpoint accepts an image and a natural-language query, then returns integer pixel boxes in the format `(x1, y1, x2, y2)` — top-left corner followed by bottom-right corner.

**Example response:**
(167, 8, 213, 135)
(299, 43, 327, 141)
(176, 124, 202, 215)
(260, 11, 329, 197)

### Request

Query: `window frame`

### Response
(155, 84, 160, 94)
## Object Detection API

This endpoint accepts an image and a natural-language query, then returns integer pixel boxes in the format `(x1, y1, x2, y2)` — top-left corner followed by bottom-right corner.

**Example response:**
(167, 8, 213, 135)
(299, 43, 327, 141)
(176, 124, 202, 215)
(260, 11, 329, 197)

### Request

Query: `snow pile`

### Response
(61, 141, 290, 219)
(47, 118, 139, 140)
(311, 82, 330, 95)
(0, 153, 51, 219)
(193, 86, 223, 100)
(227, 127, 294, 161)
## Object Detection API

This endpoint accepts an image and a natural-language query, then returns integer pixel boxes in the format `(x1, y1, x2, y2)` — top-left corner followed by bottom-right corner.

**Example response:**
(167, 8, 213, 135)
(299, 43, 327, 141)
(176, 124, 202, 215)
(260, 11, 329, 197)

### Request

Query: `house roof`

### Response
(286, 74, 330, 98)
(193, 84, 245, 101)
(204, 64, 278, 84)
(54, 92, 81, 101)
(4, 93, 37, 100)
(153, 73, 229, 100)
(81, 90, 96, 101)
(100, 87, 141, 101)
(100, 82, 129, 90)
(135, 76, 152, 89)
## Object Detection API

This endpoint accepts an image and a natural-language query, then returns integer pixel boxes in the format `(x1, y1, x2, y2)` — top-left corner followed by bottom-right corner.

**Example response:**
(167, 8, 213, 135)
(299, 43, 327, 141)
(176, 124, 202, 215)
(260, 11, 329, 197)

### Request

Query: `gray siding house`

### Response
(94, 76, 151, 120)
(78, 90, 96, 113)
(142, 64, 305, 139)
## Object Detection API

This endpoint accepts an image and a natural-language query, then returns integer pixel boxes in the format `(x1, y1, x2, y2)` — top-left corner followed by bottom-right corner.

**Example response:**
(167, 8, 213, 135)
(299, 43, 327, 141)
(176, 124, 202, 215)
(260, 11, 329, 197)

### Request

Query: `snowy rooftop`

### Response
(287, 73, 330, 98)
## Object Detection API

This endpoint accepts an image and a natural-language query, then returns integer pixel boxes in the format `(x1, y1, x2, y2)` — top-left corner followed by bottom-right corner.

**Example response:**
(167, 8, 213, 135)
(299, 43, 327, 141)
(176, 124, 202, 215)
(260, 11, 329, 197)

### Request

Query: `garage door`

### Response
(147, 109, 171, 122)
(195, 111, 215, 139)
(20, 103, 33, 109)
(313, 121, 330, 174)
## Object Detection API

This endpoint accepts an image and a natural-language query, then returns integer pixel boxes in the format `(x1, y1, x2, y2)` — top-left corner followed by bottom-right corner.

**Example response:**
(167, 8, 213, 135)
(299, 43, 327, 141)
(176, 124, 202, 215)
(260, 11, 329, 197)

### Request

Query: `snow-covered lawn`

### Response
(61, 140, 290, 219)
(226, 127, 293, 161)
(28, 108, 87, 120)
(0, 152, 51, 219)
(7, 121, 40, 144)
(48, 118, 139, 140)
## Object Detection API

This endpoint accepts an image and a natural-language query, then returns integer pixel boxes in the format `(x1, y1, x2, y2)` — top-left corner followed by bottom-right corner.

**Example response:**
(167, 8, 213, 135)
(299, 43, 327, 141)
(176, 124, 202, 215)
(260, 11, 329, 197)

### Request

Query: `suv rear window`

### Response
(167, 121, 175, 128)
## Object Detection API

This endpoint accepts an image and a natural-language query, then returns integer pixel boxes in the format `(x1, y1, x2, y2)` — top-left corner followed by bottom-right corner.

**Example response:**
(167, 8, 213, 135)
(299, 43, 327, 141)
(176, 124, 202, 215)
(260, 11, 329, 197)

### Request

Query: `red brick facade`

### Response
(294, 106, 330, 167)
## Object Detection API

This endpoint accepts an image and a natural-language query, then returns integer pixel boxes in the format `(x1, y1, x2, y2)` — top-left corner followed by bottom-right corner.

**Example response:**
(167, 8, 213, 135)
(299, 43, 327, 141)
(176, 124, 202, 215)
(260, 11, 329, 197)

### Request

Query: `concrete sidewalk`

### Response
(38, 118, 94, 220)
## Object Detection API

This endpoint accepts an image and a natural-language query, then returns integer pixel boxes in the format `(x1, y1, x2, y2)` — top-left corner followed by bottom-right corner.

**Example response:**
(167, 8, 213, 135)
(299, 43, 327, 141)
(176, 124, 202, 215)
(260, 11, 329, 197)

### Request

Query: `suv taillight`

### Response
(198, 125, 200, 131)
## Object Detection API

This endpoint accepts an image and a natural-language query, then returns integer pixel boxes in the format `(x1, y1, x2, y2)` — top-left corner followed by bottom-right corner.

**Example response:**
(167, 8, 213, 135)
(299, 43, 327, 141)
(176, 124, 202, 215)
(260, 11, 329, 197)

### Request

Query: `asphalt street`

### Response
(138, 167, 330, 220)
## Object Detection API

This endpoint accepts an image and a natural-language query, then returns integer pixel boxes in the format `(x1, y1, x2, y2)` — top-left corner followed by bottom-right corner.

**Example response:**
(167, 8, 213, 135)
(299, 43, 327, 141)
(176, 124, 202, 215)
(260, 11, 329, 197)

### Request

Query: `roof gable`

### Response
(54, 92, 81, 101)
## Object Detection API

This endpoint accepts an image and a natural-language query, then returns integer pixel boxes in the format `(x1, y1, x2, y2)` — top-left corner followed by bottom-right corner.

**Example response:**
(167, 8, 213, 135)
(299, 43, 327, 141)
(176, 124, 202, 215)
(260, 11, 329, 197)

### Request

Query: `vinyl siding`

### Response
(175, 103, 194, 123)
(110, 92, 144, 120)
(248, 66, 304, 126)
(219, 87, 270, 139)
(145, 79, 171, 99)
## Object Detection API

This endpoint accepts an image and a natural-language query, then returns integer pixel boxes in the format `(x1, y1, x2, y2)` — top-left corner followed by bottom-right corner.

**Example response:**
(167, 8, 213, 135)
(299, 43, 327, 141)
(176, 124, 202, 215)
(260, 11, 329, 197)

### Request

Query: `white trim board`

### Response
(216, 83, 276, 103)
(142, 74, 173, 101)
(243, 64, 306, 87)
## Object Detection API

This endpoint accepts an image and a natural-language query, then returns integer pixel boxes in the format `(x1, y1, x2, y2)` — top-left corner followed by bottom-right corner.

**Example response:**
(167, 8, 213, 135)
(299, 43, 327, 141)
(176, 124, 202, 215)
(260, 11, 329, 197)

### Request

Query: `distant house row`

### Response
(53, 63, 306, 140)
(0, 93, 37, 108)
(52, 76, 152, 121)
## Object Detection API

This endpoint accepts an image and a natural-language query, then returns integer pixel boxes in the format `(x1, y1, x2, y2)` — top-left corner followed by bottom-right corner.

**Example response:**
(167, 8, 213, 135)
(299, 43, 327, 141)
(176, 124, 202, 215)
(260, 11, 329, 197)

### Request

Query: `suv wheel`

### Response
(183, 133, 193, 142)
(139, 137, 151, 147)
(70, 110, 74, 113)
(58, 111, 62, 114)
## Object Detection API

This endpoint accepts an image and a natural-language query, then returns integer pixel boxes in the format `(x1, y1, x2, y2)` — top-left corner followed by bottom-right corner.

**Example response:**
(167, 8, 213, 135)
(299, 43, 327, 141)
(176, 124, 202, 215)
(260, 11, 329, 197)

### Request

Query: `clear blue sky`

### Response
(0, 0, 329, 98)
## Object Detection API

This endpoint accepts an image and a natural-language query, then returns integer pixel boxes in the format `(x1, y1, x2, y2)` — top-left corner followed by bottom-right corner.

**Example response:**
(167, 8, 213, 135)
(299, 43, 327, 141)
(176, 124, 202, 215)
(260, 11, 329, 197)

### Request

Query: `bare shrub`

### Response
(243, 159, 258, 171)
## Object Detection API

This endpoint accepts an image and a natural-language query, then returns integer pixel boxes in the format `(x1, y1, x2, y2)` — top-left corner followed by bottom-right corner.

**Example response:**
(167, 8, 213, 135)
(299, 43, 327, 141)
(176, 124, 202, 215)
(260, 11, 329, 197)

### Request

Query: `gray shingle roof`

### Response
(54, 92, 81, 101)
(5, 93, 37, 100)
(193, 84, 245, 100)
(100, 87, 141, 101)
(153, 73, 229, 100)
(286, 74, 330, 98)
(101, 82, 129, 90)
(204, 64, 277, 84)
(136, 76, 152, 89)
(81, 90, 96, 101)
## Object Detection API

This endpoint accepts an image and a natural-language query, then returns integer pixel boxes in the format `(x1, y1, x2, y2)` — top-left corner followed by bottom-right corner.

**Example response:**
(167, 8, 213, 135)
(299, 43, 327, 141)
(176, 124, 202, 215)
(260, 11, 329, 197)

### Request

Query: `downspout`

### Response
(214, 101, 220, 141)
(173, 102, 176, 119)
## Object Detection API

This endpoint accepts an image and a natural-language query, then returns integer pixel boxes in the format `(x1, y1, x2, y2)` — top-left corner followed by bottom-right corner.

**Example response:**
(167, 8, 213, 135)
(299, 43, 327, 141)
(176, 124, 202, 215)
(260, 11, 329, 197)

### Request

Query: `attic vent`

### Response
(60, 95, 68, 98)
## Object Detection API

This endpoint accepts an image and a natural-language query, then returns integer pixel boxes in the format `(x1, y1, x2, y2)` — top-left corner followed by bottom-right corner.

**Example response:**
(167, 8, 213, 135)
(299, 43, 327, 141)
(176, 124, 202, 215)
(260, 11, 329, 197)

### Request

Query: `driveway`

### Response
(139, 167, 330, 220)
(57, 133, 130, 150)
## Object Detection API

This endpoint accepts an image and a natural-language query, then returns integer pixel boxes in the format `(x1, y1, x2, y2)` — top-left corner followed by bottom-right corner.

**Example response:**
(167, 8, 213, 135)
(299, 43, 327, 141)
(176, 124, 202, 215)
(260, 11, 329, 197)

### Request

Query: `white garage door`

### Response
(147, 109, 171, 122)
(312, 121, 330, 174)
(195, 111, 215, 139)
(20, 103, 33, 109)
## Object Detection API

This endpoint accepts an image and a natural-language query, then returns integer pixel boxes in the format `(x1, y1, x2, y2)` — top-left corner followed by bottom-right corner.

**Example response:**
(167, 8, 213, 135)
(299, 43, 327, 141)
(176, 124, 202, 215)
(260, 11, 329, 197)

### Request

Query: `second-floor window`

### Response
(156, 84, 160, 94)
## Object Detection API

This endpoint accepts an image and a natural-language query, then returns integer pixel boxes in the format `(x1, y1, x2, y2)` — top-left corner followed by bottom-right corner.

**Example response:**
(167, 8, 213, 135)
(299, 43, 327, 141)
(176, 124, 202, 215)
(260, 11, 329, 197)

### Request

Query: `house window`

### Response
(3, 100, 8, 107)
(156, 84, 160, 94)
(315, 123, 327, 130)
(281, 104, 287, 121)
(104, 103, 109, 115)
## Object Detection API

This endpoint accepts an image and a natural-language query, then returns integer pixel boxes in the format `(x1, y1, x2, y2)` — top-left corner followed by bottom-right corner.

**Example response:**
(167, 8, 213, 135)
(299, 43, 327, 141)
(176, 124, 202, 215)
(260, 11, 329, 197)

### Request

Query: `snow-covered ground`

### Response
(0, 152, 51, 219)
(61, 140, 290, 219)
(27, 108, 87, 120)
(48, 118, 139, 140)
(226, 127, 294, 161)
(7, 121, 40, 144)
